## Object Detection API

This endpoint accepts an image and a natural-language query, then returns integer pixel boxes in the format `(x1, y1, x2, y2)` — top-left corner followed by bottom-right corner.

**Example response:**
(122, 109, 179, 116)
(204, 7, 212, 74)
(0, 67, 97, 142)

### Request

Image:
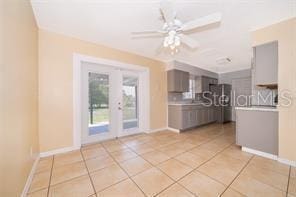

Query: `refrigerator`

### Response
(210, 84, 232, 123)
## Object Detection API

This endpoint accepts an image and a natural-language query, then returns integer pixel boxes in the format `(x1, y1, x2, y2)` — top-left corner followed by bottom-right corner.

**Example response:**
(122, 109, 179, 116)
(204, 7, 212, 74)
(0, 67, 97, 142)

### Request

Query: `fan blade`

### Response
(131, 30, 165, 35)
(131, 34, 165, 39)
(179, 34, 200, 49)
(160, 0, 176, 23)
(180, 12, 222, 32)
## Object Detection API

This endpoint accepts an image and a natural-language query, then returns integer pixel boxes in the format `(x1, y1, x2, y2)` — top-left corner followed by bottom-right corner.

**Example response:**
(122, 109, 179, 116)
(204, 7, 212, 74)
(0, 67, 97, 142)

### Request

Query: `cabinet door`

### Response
(205, 108, 210, 123)
(254, 41, 278, 85)
(182, 110, 190, 129)
(196, 109, 202, 126)
(167, 70, 182, 92)
(167, 70, 189, 92)
(208, 107, 214, 122)
(181, 71, 189, 92)
(190, 110, 197, 127)
(175, 71, 183, 92)
(167, 70, 174, 92)
(195, 76, 202, 93)
(202, 77, 209, 92)
(200, 108, 207, 125)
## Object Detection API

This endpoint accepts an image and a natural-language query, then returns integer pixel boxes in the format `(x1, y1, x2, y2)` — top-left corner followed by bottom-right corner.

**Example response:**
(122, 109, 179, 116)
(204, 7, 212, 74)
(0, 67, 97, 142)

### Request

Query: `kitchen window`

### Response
(183, 77, 195, 100)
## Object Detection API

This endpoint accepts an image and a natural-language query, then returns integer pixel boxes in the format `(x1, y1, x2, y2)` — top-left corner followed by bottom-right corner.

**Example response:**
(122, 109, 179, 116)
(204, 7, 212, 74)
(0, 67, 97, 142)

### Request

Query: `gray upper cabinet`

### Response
(195, 76, 202, 93)
(254, 41, 278, 86)
(195, 76, 218, 93)
(167, 69, 189, 92)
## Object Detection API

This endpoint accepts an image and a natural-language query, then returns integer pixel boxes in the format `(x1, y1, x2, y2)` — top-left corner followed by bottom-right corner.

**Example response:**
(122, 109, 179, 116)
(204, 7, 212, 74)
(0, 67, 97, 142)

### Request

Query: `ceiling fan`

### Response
(132, 0, 222, 53)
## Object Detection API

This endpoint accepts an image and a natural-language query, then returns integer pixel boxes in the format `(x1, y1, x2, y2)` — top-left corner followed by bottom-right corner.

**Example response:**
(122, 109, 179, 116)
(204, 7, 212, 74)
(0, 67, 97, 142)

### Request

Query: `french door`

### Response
(81, 63, 142, 144)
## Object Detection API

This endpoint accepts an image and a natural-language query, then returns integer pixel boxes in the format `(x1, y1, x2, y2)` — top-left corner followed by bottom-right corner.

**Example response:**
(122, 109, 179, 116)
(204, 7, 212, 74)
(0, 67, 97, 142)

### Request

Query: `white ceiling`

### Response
(31, 0, 296, 73)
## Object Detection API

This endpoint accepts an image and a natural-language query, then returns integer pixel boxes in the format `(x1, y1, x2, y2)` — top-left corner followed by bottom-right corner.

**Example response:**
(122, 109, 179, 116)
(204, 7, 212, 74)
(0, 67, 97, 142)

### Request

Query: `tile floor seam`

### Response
(84, 157, 117, 174)
(173, 143, 235, 185)
(154, 143, 234, 196)
(247, 160, 291, 177)
(152, 168, 196, 197)
(80, 149, 97, 197)
(29, 124, 272, 197)
(194, 170, 229, 187)
(246, 158, 292, 193)
(51, 158, 84, 169)
(286, 166, 292, 197)
(219, 155, 255, 196)
(130, 135, 232, 196)
(101, 142, 148, 197)
(155, 136, 233, 167)
(226, 187, 248, 197)
(124, 144, 189, 196)
(93, 177, 130, 195)
(123, 142, 166, 167)
(46, 156, 55, 197)
(151, 130, 234, 196)
(47, 173, 92, 187)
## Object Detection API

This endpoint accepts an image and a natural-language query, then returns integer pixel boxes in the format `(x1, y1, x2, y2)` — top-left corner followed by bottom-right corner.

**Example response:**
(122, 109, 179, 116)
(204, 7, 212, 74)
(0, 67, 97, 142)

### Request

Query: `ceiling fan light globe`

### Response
(174, 19, 182, 27)
(163, 42, 169, 47)
(168, 30, 176, 36)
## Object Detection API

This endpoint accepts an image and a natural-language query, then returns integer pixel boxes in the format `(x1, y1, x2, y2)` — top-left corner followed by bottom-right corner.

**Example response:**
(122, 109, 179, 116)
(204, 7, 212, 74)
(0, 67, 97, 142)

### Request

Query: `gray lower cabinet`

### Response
(236, 109, 278, 155)
(168, 105, 216, 130)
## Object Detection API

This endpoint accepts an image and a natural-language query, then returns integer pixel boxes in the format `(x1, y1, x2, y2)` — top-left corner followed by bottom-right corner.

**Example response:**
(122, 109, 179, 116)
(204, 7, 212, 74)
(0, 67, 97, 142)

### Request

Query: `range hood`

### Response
(256, 84, 278, 89)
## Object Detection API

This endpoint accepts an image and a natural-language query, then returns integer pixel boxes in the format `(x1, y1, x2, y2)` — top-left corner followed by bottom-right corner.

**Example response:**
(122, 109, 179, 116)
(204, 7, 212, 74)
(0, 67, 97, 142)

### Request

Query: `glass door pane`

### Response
(88, 72, 110, 135)
(122, 76, 138, 130)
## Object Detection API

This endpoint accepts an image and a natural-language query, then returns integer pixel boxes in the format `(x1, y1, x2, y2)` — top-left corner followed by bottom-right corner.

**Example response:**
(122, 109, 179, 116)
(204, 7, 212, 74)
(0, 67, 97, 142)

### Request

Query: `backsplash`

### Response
(168, 92, 205, 103)
(168, 92, 184, 102)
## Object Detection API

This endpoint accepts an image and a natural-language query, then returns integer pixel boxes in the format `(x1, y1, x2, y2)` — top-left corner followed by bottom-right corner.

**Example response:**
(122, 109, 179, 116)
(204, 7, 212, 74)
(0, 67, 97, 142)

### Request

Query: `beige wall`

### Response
(0, 0, 39, 196)
(38, 30, 167, 152)
(252, 18, 296, 162)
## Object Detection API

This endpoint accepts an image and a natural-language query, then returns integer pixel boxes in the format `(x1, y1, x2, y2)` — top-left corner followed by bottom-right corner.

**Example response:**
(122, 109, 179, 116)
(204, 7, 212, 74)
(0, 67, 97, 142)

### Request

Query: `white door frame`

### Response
(73, 53, 150, 147)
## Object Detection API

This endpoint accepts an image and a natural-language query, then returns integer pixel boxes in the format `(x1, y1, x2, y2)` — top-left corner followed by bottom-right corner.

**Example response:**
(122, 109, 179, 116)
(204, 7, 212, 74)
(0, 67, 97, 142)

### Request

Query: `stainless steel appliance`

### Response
(210, 84, 232, 123)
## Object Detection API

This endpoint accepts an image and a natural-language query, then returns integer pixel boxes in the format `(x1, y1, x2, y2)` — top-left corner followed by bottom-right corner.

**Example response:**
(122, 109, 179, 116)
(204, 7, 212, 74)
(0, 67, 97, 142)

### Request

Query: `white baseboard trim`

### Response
(278, 157, 296, 167)
(147, 127, 168, 133)
(39, 145, 80, 158)
(21, 156, 40, 197)
(242, 147, 277, 160)
(167, 127, 180, 133)
(242, 147, 296, 167)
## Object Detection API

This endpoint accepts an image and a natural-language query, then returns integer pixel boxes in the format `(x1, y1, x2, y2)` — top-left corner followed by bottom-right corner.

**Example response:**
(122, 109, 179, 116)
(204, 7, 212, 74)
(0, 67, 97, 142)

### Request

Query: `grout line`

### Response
(100, 144, 148, 197)
(46, 156, 55, 197)
(121, 139, 179, 196)
(41, 123, 235, 196)
(286, 166, 291, 197)
(219, 155, 255, 196)
(152, 137, 235, 195)
(80, 149, 98, 196)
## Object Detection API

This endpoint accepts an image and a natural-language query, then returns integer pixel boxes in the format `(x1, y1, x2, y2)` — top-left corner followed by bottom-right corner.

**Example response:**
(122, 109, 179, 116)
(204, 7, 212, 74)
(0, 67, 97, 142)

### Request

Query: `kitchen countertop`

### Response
(235, 105, 278, 112)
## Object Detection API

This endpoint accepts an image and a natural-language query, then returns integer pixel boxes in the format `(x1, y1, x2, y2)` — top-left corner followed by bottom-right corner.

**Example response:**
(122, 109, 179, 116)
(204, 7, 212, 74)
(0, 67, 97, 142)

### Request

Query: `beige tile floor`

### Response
(27, 123, 295, 197)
